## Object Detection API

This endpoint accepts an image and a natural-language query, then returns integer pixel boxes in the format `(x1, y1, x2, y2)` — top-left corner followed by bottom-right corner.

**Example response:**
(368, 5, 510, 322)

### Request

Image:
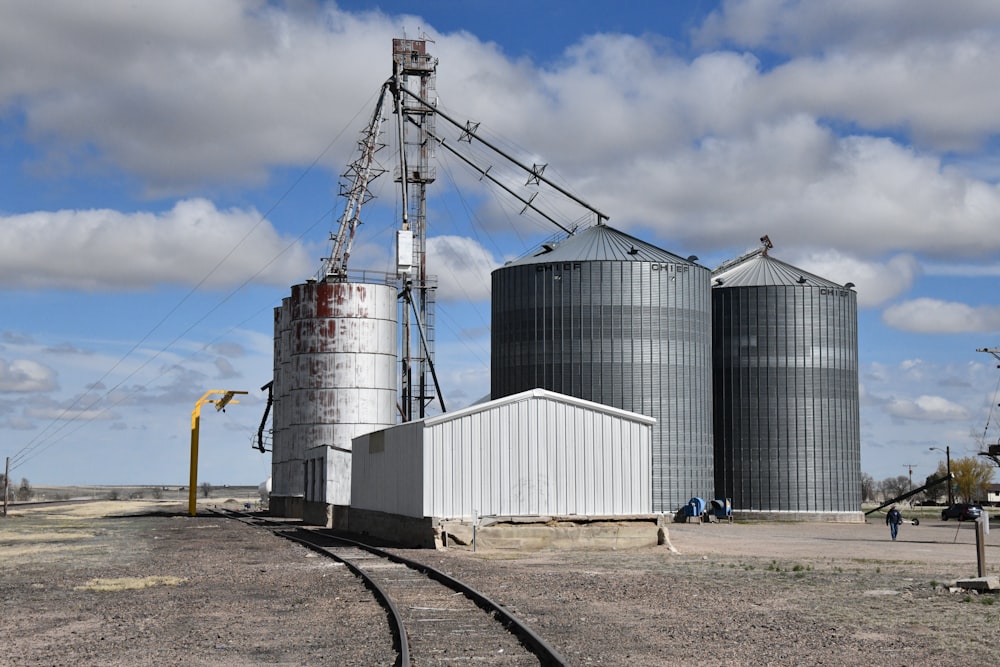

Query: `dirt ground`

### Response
(2, 500, 999, 666)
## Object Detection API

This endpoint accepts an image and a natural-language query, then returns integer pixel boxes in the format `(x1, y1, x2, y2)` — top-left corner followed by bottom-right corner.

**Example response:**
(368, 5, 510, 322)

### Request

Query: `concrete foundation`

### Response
(268, 495, 304, 519)
(302, 501, 350, 530)
(348, 508, 672, 550)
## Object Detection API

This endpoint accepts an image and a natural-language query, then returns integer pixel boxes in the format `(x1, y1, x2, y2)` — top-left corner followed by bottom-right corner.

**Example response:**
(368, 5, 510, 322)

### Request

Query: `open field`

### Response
(2, 500, 998, 665)
(17, 485, 263, 504)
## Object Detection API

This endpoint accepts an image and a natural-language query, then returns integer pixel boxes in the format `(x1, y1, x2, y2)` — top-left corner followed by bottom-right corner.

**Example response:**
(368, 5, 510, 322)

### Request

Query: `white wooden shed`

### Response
(350, 388, 655, 524)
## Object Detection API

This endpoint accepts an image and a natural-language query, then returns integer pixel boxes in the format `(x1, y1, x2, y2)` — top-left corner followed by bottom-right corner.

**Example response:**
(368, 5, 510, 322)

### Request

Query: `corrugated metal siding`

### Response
(351, 391, 652, 519)
(712, 284, 860, 512)
(351, 422, 425, 518)
(271, 281, 397, 504)
(491, 259, 713, 512)
(423, 392, 651, 518)
(271, 297, 295, 498)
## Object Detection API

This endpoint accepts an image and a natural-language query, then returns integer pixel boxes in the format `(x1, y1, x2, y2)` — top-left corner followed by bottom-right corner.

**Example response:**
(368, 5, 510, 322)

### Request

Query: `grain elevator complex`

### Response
(263, 39, 863, 545)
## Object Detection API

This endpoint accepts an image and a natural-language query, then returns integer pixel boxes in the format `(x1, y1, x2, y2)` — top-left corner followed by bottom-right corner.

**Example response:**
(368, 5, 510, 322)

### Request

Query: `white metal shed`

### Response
(351, 388, 655, 520)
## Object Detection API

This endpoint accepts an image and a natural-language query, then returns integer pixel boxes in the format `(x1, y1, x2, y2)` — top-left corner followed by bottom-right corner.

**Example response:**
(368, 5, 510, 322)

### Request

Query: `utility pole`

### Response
(902, 464, 916, 491)
(929, 446, 953, 505)
(3, 456, 9, 517)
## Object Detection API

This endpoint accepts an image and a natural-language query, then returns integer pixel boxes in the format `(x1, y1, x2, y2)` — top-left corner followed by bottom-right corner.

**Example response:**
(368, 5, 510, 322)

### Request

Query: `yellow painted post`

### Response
(188, 390, 248, 517)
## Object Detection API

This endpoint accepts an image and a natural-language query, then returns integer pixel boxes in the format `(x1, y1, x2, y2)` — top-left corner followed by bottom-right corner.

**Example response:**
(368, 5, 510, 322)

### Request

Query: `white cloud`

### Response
(695, 0, 1000, 55)
(885, 394, 971, 421)
(793, 251, 920, 308)
(0, 199, 312, 290)
(0, 359, 57, 392)
(427, 235, 497, 302)
(882, 298, 1000, 334)
(3, 3, 1000, 267)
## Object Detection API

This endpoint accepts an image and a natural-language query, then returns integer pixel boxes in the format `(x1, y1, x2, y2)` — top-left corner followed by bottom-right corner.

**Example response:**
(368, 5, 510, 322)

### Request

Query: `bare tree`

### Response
(15, 478, 33, 502)
(879, 475, 910, 502)
(200, 482, 213, 498)
(860, 473, 876, 502)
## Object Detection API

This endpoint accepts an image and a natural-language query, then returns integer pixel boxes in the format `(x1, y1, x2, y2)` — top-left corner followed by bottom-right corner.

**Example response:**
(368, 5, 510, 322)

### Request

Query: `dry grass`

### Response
(74, 576, 188, 592)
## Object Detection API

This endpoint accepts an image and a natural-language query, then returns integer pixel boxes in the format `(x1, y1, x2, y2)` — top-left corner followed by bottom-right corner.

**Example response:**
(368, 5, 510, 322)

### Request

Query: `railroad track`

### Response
(214, 509, 568, 666)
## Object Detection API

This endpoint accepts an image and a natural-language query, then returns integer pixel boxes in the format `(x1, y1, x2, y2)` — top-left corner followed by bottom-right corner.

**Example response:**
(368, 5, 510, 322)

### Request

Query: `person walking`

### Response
(886, 505, 903, 541)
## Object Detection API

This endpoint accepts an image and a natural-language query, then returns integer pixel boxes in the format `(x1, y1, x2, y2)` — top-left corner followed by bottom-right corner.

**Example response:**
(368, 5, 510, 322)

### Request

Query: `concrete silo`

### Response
(491, 224, 714, 512)
(270, 278, 397, 519)
(711, 244, 861, 520)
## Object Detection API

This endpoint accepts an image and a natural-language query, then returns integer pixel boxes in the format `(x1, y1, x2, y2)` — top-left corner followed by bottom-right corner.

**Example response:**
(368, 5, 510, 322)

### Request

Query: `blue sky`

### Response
(2, 0, 1000, 489)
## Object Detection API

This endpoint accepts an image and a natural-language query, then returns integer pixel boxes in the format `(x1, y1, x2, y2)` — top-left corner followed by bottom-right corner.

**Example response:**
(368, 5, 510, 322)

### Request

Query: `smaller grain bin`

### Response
(349, 389, 657, 548)
(270, 278, 397, 520)
(712, 244, 861, 521)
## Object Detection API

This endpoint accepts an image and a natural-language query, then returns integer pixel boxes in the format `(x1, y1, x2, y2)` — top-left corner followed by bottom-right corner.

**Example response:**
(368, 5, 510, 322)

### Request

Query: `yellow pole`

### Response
(188, 390, 247, 517)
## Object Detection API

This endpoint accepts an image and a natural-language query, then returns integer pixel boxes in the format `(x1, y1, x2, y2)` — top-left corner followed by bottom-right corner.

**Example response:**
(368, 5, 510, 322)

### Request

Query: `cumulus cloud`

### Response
(0, 359, 57, 392)
(427, 235, 498, 302)
(0, 199, 312, 290)
(882, 298, 1000, 334)
(792, 251, 920, 307)
(695, 0, 1000, 56)
(2, 2, 1000, 268)
(885, 394, 971, 421)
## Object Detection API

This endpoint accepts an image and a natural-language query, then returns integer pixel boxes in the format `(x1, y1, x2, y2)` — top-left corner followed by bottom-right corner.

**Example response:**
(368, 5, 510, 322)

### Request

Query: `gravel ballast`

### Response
(2, 501, 998, 666)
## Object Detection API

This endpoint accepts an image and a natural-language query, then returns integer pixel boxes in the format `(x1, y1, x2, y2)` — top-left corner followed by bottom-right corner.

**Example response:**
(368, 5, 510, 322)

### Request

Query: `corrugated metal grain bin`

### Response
(351, 388, 655, 520)
(712, 250, 861, 519)
(491, 224, 713, 512)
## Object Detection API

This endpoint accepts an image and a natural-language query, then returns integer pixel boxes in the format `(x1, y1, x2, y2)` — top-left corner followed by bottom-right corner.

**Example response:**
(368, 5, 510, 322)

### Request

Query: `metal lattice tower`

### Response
(392, 38, 439, 420)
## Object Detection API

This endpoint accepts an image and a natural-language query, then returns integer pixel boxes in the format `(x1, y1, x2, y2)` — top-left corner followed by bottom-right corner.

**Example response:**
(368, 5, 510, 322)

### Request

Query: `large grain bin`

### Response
(491, 224, 713, 512)
(270, 278, 397, 518)
(711, 249, 861, 520)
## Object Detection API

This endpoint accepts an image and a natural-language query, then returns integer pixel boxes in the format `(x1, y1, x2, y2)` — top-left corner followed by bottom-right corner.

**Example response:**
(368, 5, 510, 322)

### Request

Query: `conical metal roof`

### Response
(712, 251, 843, 288)
(502, 224, 698, 267)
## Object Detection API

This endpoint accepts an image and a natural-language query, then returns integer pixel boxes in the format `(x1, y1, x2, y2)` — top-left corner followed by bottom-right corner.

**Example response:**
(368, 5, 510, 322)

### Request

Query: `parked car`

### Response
(941, 503, 982, 521)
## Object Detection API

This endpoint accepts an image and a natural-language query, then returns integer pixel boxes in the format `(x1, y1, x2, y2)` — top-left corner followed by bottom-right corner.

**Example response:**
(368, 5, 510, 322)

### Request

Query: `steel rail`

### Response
(306, 528, 569, 666)
(278, 529, 411, 667)
(214, 509, 568, 666)
(210, 510, 410, 666)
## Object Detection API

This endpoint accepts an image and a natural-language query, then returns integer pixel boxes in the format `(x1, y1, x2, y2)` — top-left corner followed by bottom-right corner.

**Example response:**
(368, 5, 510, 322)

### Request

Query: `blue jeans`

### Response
(889, 522, 899, 540)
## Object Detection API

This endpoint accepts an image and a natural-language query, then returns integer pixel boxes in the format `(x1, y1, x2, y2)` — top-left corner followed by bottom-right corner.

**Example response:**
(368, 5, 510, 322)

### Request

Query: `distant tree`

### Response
(0, 474, 12, 502)
(860, 473, 876, 502)
(950, 456, 994, 503)
(879, 475, 910, 502)
(107, 489, 120, 501)
(200, 482, 213, 498)
(15, 478, 33, 501)
(151, 487, 163, 500)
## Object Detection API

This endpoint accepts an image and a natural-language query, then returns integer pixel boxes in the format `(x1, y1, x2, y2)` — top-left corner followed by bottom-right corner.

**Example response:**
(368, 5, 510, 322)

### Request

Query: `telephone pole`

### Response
(902, 464, 916, 491)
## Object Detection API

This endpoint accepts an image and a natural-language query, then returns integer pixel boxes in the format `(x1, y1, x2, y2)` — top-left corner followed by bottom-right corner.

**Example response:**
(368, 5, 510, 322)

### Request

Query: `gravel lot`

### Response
(2, 500, 999, 666)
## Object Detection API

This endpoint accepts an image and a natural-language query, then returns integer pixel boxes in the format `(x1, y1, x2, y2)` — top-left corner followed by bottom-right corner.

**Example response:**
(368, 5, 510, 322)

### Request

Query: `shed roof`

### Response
(424, 388, 656, 428)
